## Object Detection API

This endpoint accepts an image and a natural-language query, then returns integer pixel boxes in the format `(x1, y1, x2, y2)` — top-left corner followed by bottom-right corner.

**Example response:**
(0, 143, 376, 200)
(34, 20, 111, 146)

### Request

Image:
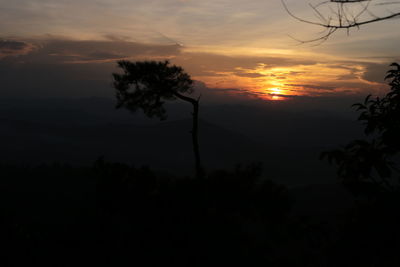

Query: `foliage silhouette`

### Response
(321, 63, 400, 195)
(112, 60, 204, 178)
(0, 161, 299, 267)
(314, 63, 400, 266)
(2, 157, 399, 266)
(4, 62, 400, 266)
(316, 64, 400, 266)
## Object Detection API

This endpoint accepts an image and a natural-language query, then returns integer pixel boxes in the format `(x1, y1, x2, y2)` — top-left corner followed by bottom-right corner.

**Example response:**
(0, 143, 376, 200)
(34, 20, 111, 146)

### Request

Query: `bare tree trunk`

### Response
(191, 99, 204, 179)
(174, 92, 204, 178)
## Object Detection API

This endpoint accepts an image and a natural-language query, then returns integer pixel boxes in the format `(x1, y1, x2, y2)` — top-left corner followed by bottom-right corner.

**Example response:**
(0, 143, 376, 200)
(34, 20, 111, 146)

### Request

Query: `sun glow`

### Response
(269, 87, 281, 95)
(190, 61, 381, 101)
(267, 87, 285, 101)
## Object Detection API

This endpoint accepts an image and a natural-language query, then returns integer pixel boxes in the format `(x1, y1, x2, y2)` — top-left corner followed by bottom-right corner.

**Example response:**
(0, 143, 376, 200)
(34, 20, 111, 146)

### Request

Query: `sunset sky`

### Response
(1, 0, 399, 102)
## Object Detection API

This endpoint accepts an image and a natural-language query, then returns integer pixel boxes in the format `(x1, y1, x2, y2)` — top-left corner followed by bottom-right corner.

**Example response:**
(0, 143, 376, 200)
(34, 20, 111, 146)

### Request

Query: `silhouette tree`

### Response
(322, 63, 400, 195)
(112, 60, 204, 178)
(283, 0, 400, 43)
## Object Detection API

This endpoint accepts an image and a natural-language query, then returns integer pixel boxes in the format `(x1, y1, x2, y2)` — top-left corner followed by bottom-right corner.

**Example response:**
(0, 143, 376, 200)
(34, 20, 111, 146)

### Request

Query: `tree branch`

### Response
(282, 0, 400, 43)
(173, 91, 198, 105)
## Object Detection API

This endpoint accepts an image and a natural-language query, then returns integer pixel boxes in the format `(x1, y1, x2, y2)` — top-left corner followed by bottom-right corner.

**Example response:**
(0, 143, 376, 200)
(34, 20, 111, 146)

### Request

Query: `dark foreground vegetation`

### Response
(2, 63, 400, 266)
(1, 160, 400, 267)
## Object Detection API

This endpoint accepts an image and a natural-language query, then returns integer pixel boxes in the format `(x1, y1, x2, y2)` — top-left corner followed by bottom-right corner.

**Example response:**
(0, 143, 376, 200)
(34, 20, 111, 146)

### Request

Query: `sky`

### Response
(1, 0, 399, 102)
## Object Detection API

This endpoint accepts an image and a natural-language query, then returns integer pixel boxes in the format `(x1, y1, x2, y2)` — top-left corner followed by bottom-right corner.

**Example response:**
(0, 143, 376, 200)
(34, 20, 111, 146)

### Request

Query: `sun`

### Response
(269, 87, 282, 95)
(267, 87, 285, 100)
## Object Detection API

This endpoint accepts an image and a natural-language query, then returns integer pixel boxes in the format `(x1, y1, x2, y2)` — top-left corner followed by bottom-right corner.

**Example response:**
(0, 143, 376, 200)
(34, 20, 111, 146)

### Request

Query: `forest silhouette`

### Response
(1, 63, 400, 266)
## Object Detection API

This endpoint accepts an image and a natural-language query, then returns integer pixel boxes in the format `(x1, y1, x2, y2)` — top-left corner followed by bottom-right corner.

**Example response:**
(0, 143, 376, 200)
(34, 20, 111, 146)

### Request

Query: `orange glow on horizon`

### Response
(191, 62, 383, 101)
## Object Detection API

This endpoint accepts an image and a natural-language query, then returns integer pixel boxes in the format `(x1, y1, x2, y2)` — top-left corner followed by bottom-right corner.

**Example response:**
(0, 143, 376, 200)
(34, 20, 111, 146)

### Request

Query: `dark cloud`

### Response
(0, 37, 266, 102)
(192, 81, 263, 103)
(102, 34, 132, 42)
(328, 61, 399, 85)
(286, 83, 337, 91)
(288, 71, 304, 76)
(337, 74, 357, 80)
(234, 72, 265, 78)
(268, 93, 298, 98)
(0, 37, 183, 98)
(0, 40, 27, 50)
(362, 62, 393, 84)
(86, 51, 125, 60)
(29, 38, 182, 63)
(190, 70, 227, 77)
(0, 39, 35, 57)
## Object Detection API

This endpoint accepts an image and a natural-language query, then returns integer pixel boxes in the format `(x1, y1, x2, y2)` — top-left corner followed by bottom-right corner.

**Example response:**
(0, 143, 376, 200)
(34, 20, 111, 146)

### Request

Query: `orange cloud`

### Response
(177, 57, 386, 100)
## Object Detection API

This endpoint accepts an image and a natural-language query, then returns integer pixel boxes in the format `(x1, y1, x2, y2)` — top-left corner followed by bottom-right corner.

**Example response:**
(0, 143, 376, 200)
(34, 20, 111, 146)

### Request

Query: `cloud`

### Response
(192, 81, 269, 103)
(0, 39, 36, 58)
(102, 34, 132, 42)
(173, 54, 384, 98)
(267, 93, 298, 98)
(0, 37, 183, 98)
(285, 83, 337, 91)
(173, 52, 317, 76)
(362, 62, 393, 84)
(29, 38, 183, 64)
(0, 40, 27, 50)
(234, 72, 265, 78)
(0, 35, 390, 101)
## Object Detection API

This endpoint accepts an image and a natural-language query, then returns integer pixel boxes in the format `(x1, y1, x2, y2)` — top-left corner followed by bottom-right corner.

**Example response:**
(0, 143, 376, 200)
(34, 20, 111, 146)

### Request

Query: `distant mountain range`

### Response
(0, 117, 264, 172)
(0, 97, 365, 186)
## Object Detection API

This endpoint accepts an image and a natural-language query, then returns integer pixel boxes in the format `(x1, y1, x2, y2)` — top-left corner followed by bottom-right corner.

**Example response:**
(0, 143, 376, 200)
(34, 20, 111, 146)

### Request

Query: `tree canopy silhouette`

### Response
(283, 0, 400, 43)
(112, 60, 204, 178)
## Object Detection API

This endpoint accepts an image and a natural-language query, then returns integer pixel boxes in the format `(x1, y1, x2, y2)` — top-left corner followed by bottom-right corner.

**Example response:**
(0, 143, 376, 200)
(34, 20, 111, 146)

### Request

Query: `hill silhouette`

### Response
(0, 117, 264, 170)
(0, 98, 363, 186)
